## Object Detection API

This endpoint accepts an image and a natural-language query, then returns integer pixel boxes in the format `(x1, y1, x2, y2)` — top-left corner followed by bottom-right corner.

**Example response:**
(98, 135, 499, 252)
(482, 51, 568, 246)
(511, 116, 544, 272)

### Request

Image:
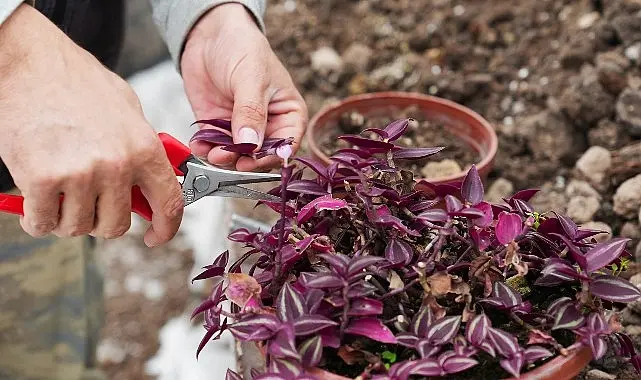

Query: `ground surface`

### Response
(95, 0, 641, 379)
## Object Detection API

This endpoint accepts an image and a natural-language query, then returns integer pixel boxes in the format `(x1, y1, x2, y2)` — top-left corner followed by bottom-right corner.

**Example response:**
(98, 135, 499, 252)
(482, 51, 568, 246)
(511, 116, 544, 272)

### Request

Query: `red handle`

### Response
(0, 133, 192, 223)
(0, 187, 153, 222)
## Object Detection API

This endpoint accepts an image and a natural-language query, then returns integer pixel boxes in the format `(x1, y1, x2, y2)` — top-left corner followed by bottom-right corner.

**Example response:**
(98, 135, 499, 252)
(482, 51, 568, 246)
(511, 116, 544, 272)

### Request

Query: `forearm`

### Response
(0, 0, 33, 26)
(149, 0, 267, 72)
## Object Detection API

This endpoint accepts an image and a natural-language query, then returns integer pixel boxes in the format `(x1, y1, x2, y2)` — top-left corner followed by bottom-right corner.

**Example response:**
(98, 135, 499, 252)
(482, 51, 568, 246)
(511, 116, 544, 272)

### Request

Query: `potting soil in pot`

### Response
(319, 106, 481, 178)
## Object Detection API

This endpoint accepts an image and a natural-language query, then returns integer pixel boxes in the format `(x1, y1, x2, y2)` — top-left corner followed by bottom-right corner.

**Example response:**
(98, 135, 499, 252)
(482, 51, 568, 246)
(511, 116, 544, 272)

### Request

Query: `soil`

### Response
(318, 106, 480, 177)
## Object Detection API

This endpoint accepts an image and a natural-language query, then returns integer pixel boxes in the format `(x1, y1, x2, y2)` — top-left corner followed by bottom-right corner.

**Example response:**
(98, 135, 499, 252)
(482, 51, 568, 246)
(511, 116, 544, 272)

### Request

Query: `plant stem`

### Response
(379, 278, 420, 300)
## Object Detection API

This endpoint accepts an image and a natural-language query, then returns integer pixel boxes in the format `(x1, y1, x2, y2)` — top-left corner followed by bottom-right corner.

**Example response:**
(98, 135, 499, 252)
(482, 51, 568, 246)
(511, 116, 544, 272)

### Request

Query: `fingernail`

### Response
(144, 228, 160, 248)
(238, 127, 259, 145)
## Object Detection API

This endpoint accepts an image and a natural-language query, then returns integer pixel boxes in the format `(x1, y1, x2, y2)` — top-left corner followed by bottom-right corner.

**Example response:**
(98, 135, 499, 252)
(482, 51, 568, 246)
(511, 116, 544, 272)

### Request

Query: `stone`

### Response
(613, 174, 641, 218)
(625, 43, 641, 63)
(566, 196, 600, 223)
(596, 51, 630, 95)
(342, 43, 373, 72)
(578, 12, 600, 29)
(612, 14, 641, 46)
(575, 146, 613, 184)
(369, 57, 408, 87)
(621, 222, 641, 239)
(520, 111, 582, 162)
(486, 178, 514, 203)
(559, 66, 616, 130)
(626, 273, 641, 314)
(588, 119, 623, 149)
(616, 88, 641, 137)
(586, 369, 616, 380)
(565, 180, 601, 200)
(580, 221, 612, 243)
(421, 159, 462, 179)
(637, 241, 641, 262)
(625, 325, 641, 336)
(530, 183, 568, 214)
(560, 36, 595, 70)
(310, 47, 344, 75)
(621, 307, 641, 325)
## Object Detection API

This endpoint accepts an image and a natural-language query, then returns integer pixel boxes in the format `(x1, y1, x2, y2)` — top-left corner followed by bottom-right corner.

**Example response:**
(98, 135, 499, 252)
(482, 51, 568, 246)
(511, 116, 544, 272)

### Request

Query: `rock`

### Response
(369, 57, 408, 87)
(520, 111, 582, 162)
(486, 178, 514, 203)
(586, 369, 616, 380)
(637, 241, 641, 262)
(580, 221, 612, 242)
(310, 47, 343, 75)
(530, 183, 568, 214)
(621, 307, 641, 325)
(621, 222, 641, 239)
(588, 119, 623, 149)
(578, 12, 600, 29)
(560, 36, 595, 70)
(612, 14, 641, 46)
(613, 174, 641, 218)
(616, 88, 641, 137)
(575, 146, 613, 184)
(559, 67, 616, 130)
(421, 159, 462, 179)
(342, 43, 372, 72)
(565, 180, 601, 200)
(596, 51, 630, 95)
(625, 43, 641, 63)
(625, 325, 641, 336)
(631, 273, 641, 287)
(566, 196, 600, 223)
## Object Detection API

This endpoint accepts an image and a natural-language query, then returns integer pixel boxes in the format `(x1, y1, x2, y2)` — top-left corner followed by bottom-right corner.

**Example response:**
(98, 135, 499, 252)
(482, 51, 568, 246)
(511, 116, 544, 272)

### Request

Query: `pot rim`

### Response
(305, 91, 499, 184)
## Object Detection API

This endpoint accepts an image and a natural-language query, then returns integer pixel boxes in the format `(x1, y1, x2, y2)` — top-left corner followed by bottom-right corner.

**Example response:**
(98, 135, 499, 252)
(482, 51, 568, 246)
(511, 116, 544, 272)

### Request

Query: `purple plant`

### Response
(190, 118, 641, 379)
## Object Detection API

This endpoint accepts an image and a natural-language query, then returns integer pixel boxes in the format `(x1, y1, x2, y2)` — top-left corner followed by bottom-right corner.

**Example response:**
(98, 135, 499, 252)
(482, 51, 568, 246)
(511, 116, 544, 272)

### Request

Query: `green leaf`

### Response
(382, 350, 397, 364)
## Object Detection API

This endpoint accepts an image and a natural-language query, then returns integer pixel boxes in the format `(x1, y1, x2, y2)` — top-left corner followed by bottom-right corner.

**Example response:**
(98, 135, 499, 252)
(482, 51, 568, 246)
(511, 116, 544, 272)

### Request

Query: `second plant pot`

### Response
(304, 91, 498, 185)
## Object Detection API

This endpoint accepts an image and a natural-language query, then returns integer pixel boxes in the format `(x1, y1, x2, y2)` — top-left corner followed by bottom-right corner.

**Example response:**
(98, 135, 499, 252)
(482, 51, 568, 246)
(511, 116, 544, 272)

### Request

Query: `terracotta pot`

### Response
(305, 91, 498, 185)
(239, 341, 592, 380)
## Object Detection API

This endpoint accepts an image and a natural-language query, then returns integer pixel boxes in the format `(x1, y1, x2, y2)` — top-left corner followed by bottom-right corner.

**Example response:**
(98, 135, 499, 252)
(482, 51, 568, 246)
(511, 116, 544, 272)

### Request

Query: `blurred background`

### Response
(98, 0, 641, 379)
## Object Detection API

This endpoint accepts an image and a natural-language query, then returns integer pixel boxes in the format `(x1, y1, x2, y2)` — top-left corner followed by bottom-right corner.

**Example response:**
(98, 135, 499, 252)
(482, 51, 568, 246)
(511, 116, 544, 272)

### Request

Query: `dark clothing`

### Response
(0, 0, 124, 191)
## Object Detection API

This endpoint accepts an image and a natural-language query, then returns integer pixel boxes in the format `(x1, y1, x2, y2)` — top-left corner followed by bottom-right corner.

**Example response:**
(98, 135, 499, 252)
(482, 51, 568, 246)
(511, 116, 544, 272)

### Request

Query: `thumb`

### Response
(231, 80, 269, 149)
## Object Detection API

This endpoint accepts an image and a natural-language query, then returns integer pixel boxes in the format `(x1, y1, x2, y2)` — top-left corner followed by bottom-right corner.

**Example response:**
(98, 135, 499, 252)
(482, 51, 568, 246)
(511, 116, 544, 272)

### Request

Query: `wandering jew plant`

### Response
(189, 118, 641, 379)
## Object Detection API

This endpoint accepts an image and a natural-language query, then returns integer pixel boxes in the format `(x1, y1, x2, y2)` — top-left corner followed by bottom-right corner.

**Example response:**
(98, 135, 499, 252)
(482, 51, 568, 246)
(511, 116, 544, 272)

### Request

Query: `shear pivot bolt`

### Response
(193, 175, 210, 192)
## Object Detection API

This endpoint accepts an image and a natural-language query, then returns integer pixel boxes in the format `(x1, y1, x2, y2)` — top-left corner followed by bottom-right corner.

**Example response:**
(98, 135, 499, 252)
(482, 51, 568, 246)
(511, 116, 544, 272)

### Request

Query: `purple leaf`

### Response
(549, 233, 587, 271)
(345, 317, 397, 344)
(509, 189, 540, 203)
(442, 356, 478, 374)
(587, 312, 608, 333)
(304, 289, 324, 314)
(385, 238, 414, 266)
(268, 325, 300, 360)
(297, 195, 348, 224)
(426, 316, 461, 345)
(287, 180, 328, 196)
(299, 272, 345, 289)
(338, 135, 396, 150)
(226, 369, 243, 380)
(363, 127, 388, 139)
(411, 305, 434, 338)
(585, 238, 631, 274)
(191, 266, 224, 283)
(590, 275, 641, 303)
(318, 253, 350, 276)
(299, 336, 322, 368)
(268, 358, 303, 378)
(384, 119, 410, 141)
(496, 212, 523, 245)
(500, 354, 524, 378)
(418, 209, 449, 223)
(554, 212, 578, 239)
(294, 157, 329, 178)
(589, 335, 608, 360)
(493, 282, 522, 307)
(552, 302, 585, 330)
(197, 325, 219, 359)
(408, 359, 442, 376)
(473, 202, 494, 227)
(409, 199, 440, 213)
(445, 195, 463, 212)
(348, 298, 384, 316)
(347, 256, 385, 277)
(347, 282, 378, 298)
(396, 333, 420, 348)
(192, 118, 232, 131)
(535, 261, 580, 286)
(393, 147, 444, 160)
(275, 282, 307, 322)
(449, 207, 486, 219)
(293, 315, 339, 335)
(480, 341, 497, 357)
(212, 250, 230, 268)
(524, 346, 553, 363)
(488, 328, 520, 357)
(461, 165, 484, 205)
(417, 341, 441, 358)
(221, 143, 258, 154)
(228, 229, 255, 243)
(229, 315, 280, 341)
(466, 314, 490, 346)
(190, 128, 234, 146)
(546, 297, 573, 315)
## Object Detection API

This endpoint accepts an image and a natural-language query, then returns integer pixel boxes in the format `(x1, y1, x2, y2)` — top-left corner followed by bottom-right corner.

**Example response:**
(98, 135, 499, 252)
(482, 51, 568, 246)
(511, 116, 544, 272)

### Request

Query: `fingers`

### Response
(53, 185, 97, 238)
(91, 188, 132, 240)
(20, 180, 61, 237)
(230, 77, 270, 148)
(135, 143, 184, 247)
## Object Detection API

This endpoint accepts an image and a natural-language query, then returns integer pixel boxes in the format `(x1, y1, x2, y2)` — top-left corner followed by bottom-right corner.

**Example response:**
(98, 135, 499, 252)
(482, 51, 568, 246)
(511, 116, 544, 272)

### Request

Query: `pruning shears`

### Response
(0, 133, 281, 221)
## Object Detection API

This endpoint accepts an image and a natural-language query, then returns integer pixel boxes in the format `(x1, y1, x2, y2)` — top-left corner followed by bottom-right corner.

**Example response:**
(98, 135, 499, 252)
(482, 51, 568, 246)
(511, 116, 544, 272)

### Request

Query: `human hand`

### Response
(180, 3, 308, 172)
(0, 4, 183, 246)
